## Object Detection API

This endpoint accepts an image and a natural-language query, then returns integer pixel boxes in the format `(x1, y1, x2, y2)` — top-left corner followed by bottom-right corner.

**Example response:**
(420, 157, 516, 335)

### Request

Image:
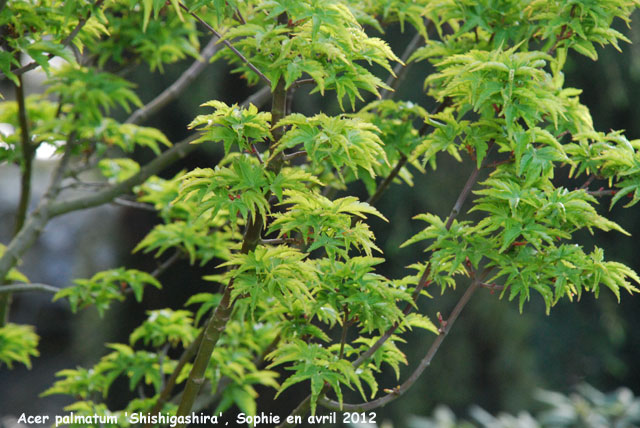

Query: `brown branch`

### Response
(283, 150, 307, 162)
(14, 73, 34, 235)
(338, 306, 349, 360)
(8, 0, 105, 78)
(366, 98, 452, 207)
(144, 329, 205, 427)
(319, 280, 480, 412)
(445, 141, 494, 230)
(586, 189, 618, 197)
(279, 139, 494, 426)
(380, 28, 425, 100)
(150, 250, 183, 278)
(367, 155, 407, 206)
(175, 74, 288, 425)
(1, 72, 34, 324)
(292, 78, 315, 89)
(478, 282, 504, 291)
(178, 2, 271, 86)
(125, 36, 222, 125)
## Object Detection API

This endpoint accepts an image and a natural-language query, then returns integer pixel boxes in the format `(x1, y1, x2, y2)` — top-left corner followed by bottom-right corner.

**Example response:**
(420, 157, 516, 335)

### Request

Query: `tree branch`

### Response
(367, 155, 407, 206)
(318, 280, 481, 412)
(0, 134, 74, 324)
(366, 98, 452, 206)
(445, 141, 494, 230)
(48, 135, 198, 218)
(175, 74, 288, 425)
(112, 197, 157, 212)
(0, 84, 269, 310)
(380, 29, 424, 100)
(144, 329, 205, 427)
(178, 2, 271, 87)
(1, 71, 34, 325)
(8, 0, 105, 78)
(0, 283, 60, 295)
(125, 36, 223, 125)
(14, 73, 34, 235)
(279, 140, 494, 426)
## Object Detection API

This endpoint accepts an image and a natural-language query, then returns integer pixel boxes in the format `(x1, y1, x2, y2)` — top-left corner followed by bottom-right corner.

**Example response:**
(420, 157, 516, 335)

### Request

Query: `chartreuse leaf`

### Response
(273, 113, 387, 181)
(44, 343, 176, 401)
(98, 343, 177, 394)
(46, 65, 141, 126)
(220, 0, 400, 106)
(53, 268, 161, 317)
(98, 158, 140, 183)
(208, 320, 280, 416)
(0, 324, 39, 369)
(268, 190, 385, 258)
(188, 101, 272, 155)
(134, 218, 238, 265)
(351, 335, 408, 380)
(42, 367, 107, 400)
(313, 257, 412, 334)
(130, 309, 198, 348)
(268, 339, 368, 415)
(356, 100, 429, 192)
(89, 120, 171, 154)
(0, 244, 29, 284)
(220, 245, 317, 316)
(177, 157, 271, 226)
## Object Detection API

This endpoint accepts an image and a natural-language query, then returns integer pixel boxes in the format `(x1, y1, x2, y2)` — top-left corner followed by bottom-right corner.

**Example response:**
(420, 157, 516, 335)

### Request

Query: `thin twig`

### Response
(366, 99, 452, 206)
(241, 86, 271, 108)
(250, 144, 264, 164)
(0, 283, 60, 295)
(579, 175, 595, 190)
(261, 238, 301, 245)
(178, 2, 271, 86)
(126, 36, 222, 125)
(8, 0, 105, 78)
(319, 279, 481, 412)
(380, 30, 424, 100)
(367, 155, 407, 206)
(292, 78, 315, 89)
(143, 329, 205, 427)
(283, 151, 307, 162)
(586, 189, 618, 197)
(279, 139, 495, 426)
(478, 282, 504, 291)
(150, 250, 183, 278)
(112, 197, 156, 212)
(338, 306, 349, 359)
(445, 141, 494, 230)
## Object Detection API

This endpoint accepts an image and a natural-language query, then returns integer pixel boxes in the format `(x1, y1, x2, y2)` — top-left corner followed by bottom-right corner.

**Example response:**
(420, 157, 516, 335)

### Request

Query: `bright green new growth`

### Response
(1, 0, 640, 425)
